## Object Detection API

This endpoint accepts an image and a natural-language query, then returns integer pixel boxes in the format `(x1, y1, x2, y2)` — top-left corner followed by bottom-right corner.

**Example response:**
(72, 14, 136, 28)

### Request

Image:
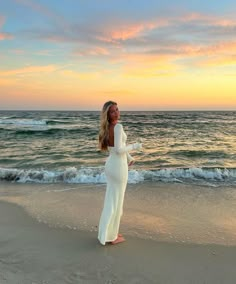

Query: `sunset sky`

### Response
(0, 0, 236, 110)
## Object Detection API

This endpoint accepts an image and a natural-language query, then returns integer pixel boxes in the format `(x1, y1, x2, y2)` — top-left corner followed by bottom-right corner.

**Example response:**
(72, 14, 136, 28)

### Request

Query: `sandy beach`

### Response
(1, 190, 236, 284)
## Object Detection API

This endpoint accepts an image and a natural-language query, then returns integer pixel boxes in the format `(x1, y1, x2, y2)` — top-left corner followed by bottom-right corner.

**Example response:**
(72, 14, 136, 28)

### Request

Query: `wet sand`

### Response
(1, 182, 236, 246)
(1, 200, 236, 284)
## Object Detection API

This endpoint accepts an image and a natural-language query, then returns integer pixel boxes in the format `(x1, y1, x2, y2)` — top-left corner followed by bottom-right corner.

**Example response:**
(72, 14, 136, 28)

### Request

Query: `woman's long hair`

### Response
(99, 101, 117, 151)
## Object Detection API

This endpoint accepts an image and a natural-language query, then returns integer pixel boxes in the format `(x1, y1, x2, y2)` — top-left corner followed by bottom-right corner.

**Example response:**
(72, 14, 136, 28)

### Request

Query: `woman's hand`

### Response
(128, 160, 135, 167)
(133, 142, 142, 150)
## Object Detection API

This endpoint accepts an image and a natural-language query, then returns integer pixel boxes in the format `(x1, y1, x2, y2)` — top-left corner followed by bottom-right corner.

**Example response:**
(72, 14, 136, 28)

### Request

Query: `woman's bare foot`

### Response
(118, 233, 123, 237)
(111, 235, 125, 245)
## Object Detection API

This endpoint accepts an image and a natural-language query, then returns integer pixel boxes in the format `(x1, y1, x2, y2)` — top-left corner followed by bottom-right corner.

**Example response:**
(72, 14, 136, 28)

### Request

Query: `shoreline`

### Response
(1, 200, 236, 283)
(0, 181, 236, 246)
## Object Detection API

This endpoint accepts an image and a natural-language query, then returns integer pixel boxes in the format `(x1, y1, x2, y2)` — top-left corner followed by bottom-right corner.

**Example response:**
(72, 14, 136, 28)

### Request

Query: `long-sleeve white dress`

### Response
(98, 123, 138, 245)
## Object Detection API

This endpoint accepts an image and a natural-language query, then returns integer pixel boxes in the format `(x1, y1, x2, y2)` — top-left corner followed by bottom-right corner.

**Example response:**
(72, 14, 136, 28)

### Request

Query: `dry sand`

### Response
(1, 200, 236, 284)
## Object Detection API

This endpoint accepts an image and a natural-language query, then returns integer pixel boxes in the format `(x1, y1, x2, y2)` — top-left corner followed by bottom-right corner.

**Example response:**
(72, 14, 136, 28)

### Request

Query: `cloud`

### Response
(194, 41, 236, 67)
(15, 0, 53, 16)
(73, 46, 110, 57)
(0, 33, 13, 40)
(0, 17, 4, 28)
(7, 7, 236, 72)
(0, 64, 102, 81)
(14, 0, 70, 31)
(114, 13, 236, 69)
(98, 21, 163, 42)
(28, 11, 236, 50)
(0, 65, 59, 77)
(0, 15, 13, 40)
(96, 12, 236, 47)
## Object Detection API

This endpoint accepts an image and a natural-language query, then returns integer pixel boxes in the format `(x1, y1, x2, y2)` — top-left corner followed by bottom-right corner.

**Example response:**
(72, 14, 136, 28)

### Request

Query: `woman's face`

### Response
(108, 104, 120, 123)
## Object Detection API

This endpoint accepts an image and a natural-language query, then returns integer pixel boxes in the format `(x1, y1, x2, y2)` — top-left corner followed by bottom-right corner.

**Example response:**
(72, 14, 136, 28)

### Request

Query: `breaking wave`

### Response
(1, 166, 235, 187)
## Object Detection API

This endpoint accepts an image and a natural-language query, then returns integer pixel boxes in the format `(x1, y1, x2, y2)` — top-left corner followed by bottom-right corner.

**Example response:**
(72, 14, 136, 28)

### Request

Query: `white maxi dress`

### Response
(98, 123, 138, 245)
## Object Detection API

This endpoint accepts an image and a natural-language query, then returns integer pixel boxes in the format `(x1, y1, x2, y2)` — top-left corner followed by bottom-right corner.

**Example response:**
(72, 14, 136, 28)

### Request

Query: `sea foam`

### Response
(0, 118, 47, 126)
(0, 166, 235, 186)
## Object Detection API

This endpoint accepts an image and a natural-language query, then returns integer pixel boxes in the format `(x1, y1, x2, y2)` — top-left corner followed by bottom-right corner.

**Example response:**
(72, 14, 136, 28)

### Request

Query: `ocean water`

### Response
(0, 110, 236, 246)
(0, 110, 235, 187)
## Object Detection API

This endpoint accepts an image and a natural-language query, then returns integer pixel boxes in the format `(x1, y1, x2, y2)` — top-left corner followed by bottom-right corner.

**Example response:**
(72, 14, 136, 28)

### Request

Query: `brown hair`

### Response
(98, 101, 117, 151)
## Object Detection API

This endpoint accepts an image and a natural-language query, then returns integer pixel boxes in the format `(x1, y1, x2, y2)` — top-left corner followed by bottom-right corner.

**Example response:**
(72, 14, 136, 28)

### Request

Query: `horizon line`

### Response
(0, 109, 235, 112)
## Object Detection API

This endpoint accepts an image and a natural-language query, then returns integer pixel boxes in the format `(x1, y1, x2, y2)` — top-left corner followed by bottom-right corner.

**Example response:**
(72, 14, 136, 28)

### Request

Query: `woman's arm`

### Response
(127, 152, 135, 166)
(114, 124, 142, 154)
(126, 152, 134, 163)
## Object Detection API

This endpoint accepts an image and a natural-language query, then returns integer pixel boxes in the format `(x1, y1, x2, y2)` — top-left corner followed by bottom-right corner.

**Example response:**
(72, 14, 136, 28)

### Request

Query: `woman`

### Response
(98, 101, 142, 245)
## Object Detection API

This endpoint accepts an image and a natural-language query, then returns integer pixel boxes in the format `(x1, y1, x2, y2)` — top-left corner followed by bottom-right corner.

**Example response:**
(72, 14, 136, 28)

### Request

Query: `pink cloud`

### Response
(194, 41, 236, 67)
(95, 12, 236, 47)
(180, 12, 213, 23)
(110, 24, 151, 40)
(201, 41, 236, 55)
(99, 20, 168, 43)
(105, 36, 236, 72)
(74, 47, 110, 57)
(0, 33, 13, 40)
(180, 12, 236, 27)
(176, 41, 236, 58)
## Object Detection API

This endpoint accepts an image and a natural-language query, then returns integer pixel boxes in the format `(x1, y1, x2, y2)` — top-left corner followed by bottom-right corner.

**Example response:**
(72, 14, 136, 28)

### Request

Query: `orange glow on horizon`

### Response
(1, 64, 235, 110)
